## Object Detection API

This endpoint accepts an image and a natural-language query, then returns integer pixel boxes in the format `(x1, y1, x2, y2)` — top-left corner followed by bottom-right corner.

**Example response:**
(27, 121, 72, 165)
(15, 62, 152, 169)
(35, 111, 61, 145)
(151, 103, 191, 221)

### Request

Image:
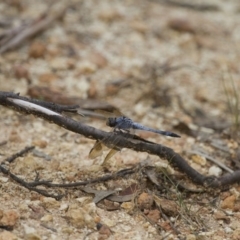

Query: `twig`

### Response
(0, 91, 240, 188)
(154, 0, 219, 12)
(4, 146, 35, 164)
(0, 145, 134, 198)
(0, 3, 69, 54)
(21, 168, 135, 188)
(0, 164, 64, 200)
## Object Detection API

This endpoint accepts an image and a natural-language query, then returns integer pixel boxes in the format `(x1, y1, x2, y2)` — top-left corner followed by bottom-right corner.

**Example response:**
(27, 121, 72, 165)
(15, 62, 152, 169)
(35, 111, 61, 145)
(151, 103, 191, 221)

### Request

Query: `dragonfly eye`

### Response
(106, 118, 116, 127)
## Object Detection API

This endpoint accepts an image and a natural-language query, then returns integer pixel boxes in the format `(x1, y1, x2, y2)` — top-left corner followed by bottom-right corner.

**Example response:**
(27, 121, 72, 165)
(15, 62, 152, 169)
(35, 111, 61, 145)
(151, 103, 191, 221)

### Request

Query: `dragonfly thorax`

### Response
(106, 116, 134, 130)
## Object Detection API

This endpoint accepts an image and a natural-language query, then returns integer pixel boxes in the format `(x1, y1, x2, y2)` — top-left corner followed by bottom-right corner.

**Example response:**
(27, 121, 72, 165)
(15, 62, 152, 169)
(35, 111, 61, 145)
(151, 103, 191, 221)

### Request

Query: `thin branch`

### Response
(3, 146, 35, 164)
(0, 91, 240, 188)
(0, 164, 64, 200)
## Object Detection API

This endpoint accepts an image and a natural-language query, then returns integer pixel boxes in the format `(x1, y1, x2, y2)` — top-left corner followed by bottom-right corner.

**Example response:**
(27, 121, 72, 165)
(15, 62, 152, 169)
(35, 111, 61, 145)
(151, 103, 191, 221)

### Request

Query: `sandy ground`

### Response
(1, 0, 240, 239)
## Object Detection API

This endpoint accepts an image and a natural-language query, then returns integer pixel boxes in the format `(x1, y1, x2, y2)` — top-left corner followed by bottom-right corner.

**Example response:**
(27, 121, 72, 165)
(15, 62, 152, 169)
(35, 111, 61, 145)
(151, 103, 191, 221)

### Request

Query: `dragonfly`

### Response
(78, 109, 180, 162)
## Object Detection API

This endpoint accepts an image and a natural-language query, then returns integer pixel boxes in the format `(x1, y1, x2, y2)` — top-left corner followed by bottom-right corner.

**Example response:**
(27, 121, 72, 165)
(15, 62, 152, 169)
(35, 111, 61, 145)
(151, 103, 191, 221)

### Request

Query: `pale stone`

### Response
(0, 231, 18, 240)
(40, 214, 53, 222)
(208, 165, 222, 177)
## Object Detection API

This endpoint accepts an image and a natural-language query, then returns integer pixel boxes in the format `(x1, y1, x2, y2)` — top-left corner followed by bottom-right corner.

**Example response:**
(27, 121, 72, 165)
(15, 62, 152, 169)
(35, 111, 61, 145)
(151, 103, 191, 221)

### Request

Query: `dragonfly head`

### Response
(106, 117, 117, 128)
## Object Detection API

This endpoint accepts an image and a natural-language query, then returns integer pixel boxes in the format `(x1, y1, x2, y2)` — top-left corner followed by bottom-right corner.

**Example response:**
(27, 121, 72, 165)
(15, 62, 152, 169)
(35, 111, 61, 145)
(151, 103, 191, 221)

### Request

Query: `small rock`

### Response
(87, 81, 98, 99)
(154, 197, 178, 216)
(0, 177, 9, 183)
(66, 208, 94, 228)
(0, 210, 19, 227)
(13, 64, 30, 81)
(230, 220, 240, 230)
(186, 234, 196, 240)
(221, 195, 236, 210)
(133, 103, 149, 117)
(214, 210, 230, 223)
(0, 231, 18, 240)
(88, 51, 108, 68)
(41, 197, 60, 209)
(137, 192, 154, 210)
(78, 61, 97, 74)
(32, 140, 48, 149)
(191, 154, 206, 166)
(40, 214, 53, 222)
(158, 221, 172, 232)
(131, 21, 148, 34)
(29, 204, 45, 220)
(97, 223, 112, 239)
(98, 9, 122, 22)
(121, 202, 134, 211)
(167, 17, 195, 33)
(76, 197, 92, 205)
(208, 165, 222, 177)
(29, 42, 46, 58)
(50, 57, 68, 70)
(59, 203, 69, 211)
(224, 226, 232, 233)
(155, 162, 175, 175)
(147, 209, 160, 223)
(38, 73, 58, 83)
(66, 203, 96, 228)
(232, 228, 240, 240)
(62, 227, 74, 234)
(103, 199, 120, 211)
(23, 224, 42, 240)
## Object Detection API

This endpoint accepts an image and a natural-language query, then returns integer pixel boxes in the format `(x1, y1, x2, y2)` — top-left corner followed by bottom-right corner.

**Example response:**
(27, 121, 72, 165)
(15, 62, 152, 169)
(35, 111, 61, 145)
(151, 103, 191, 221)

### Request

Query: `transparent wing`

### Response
(88, 130, 128, 162)
(89, 140, 104, 159)
(87, 109, 125, 161)
(94, 109, 124, 118)
(104, 148, 119, 162)
(77, 108, 124, 119)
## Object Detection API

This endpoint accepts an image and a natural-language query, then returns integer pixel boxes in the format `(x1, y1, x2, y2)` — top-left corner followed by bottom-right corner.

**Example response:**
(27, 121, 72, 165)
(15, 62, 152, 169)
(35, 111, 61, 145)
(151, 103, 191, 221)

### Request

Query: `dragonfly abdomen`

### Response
(132, 123, 180, 138)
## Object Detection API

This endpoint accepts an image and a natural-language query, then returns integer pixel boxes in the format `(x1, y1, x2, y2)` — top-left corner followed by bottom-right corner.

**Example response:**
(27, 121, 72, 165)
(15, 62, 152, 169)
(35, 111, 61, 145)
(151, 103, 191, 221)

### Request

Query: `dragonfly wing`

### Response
(102, 132, 123, 162)
(88, 133, 122, 160)
(89, 140, 104, 159)
(95, 109, 124, 118)
(103, 148, 119, 163)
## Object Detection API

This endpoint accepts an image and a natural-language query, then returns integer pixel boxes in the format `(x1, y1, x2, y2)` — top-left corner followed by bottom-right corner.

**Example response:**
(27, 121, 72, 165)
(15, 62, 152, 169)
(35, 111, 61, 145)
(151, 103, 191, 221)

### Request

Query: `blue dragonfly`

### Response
(106, 116, 180, 137)
(78, 109, 180, 161)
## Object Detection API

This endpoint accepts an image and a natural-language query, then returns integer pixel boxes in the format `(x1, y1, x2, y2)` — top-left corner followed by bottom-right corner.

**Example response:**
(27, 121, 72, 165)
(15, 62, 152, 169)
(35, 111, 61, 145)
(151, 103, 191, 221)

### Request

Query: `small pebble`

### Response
(0, 231, 18, 240)
(137, 192, 154, 210)
(208, 165, 222, 177)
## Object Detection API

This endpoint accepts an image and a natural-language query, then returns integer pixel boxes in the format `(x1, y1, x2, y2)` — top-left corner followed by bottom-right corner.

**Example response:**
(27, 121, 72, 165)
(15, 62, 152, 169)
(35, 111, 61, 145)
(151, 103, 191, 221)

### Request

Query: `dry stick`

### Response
(24, 168, 135, 188)
(0, 146, 64, 200)
(1, 144, 134, 196)
(155, 0, 219, 12)
(0, 91, 240, 188)
(0, 3, 68, 54)
(0, 164, 64, 200)
(4, 146, 35, 164)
